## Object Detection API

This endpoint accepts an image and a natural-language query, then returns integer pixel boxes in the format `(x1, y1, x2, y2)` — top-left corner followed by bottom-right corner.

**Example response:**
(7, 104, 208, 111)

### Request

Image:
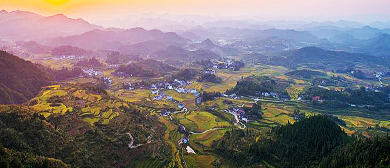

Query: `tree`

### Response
(249, 101, 262, 119)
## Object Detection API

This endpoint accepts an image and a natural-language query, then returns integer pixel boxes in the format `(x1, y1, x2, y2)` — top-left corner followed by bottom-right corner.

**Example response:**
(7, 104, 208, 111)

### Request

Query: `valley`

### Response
(1, 8, 390, 168)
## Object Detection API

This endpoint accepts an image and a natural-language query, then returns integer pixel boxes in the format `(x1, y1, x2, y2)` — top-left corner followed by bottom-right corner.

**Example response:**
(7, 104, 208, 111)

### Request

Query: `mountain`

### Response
(51, 45, 89, 56)
(153, 45, 220, 62)
(319, 136, 390, 168)
(360, 33, 390, 57)
(118, 41, 167, 55)
(330, 33, 361, 44)
(0, 51, 52, 104)
(307, 26, 345, 39)
(382, 28, 390, 35)
(369, 21, 390, 29)
(15, 41, 52, 54)
(0, 10, 102, 41)
(267, 47, 390, 70)
(187, 39, 239, 56)
(344, 26, 382, 40)
(179, 31, 201, 40)
(115, 59, 178, 77)
(185, 27, 319, 44)
(0, 83, 170, 167)
(300, 20, 365, 29)
(44, 28, 188, 51)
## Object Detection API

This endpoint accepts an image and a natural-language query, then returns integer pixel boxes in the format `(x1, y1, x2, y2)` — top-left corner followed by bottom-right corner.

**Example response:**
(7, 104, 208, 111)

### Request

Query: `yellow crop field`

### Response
(293, 79, 307, 85)
(185, 111, 230, 131)
(81, 107, 102, 115)
(286, 85, 305, 100)
(191, 129, 228, 147)
(83, 117, 101, 126)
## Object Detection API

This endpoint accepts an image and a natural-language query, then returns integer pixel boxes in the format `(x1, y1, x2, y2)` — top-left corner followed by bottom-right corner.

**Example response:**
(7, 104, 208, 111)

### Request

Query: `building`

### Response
(194, 93, 200, 97)
(195, 97, 202, 105)
(154, 95, 164, 100)
(176, 88, 186, 93)
(167, 95, 173, 101)
(152, 90, 159, 94)
(179, 125, 186, 134)
(178, 103, 185, 109)
(312, 96, 321, 101)
(190, 89, 198, 94)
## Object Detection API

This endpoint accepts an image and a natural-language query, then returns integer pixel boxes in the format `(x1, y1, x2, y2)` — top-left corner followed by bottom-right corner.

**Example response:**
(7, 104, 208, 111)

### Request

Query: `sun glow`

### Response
(45, 0, 70, 6)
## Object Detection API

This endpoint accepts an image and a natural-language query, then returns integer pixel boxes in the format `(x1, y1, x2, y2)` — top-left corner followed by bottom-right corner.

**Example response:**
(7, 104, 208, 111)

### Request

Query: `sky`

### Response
(2, 0, 390, 24)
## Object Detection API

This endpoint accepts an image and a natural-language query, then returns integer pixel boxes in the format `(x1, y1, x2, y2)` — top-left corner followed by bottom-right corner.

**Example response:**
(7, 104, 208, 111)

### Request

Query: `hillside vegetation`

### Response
(0, 51, 52, 104)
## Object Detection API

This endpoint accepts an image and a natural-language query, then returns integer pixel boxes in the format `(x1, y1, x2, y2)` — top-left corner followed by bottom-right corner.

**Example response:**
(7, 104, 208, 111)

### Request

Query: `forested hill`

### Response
(0, 51, 52, 104)
(268, 47, 390, 70)
(319, 135, 390, 168)
(214, 115, 352, 167)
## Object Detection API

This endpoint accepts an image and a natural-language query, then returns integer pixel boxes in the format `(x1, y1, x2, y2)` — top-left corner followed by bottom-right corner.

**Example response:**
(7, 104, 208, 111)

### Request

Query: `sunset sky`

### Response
(2, 0, 390, 23)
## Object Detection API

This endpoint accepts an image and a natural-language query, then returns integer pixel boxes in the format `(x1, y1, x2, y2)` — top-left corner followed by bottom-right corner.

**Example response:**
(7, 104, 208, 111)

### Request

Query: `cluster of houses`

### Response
(81, 68, 103, 77)
(80, 68, 113, 84)
(59, 55, 81, 60)
(260, 92, 279, 98)
(148, 79, 201, 102)
(177, 125, 190, 146)
(226, 106, 252, 123)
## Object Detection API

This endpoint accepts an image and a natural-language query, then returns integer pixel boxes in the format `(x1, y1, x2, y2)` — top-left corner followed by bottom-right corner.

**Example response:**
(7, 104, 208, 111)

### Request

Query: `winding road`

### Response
(126, 132, 150, 149)
(189, 127, 221, 134)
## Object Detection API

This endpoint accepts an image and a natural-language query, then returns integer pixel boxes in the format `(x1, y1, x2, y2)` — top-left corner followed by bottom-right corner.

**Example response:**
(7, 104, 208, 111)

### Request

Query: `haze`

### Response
(2, 0, 390, 26)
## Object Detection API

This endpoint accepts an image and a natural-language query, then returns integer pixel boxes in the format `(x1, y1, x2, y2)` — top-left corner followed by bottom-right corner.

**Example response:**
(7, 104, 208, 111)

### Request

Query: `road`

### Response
(126, 132, 150, 149)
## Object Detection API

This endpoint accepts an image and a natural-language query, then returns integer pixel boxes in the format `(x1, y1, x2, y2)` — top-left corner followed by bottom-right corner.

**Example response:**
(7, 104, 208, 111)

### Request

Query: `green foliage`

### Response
(248, 101, 262, 119)
(75, 57, 102, 67)
(302, 86, 390, 110)
(170, 69, 200, 81)
(115, 59, 177, 77)
(0, 143, 69, 168)
(215, 115, 351, 167)
(319, 135, 390, 168)
(0, 102, 171, 168)
(286, 69, 326, 79)
(226, 76, 290, 99)
(268, 46, 390, 69)
(198, 74, 223, 83)
(0, 51, 52, 104)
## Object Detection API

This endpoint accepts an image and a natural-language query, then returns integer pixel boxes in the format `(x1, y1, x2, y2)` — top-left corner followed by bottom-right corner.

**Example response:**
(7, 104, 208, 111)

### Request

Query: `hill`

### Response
(319, 136, 390, 168)
(15, 41, 52, 54)
(0, 51, 52, 104)
(268, 47, 390, 70)
(360, 33, 390, 57)
(115, 59, 178, 77)
(45, 28, 188, 51)
(51, 45, 89, 56)
(0, 84, 171, 167)
(187, 39, 239, 56)
(226, 76, 291, 99)
(344, 26, 382, 40)
(118, 40, 167, 56)
(0, 142, 69, 168)
(214, 115, 351, 167)
(154, 46, 220, 62)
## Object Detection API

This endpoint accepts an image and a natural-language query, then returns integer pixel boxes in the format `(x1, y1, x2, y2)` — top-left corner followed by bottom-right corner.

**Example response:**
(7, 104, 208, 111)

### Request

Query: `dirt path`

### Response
(126, 132, 150, 149)
(189, 127, 221, 134)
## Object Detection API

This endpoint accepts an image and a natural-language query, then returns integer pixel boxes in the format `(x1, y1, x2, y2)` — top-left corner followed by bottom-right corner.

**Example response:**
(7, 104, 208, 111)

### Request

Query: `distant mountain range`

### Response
(267, 47, 390, 70)
(186, 39, 239, 56)
(0, 10, 102, 41)
(154, 45, 220, 62)
(43, 28, 188, 51)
